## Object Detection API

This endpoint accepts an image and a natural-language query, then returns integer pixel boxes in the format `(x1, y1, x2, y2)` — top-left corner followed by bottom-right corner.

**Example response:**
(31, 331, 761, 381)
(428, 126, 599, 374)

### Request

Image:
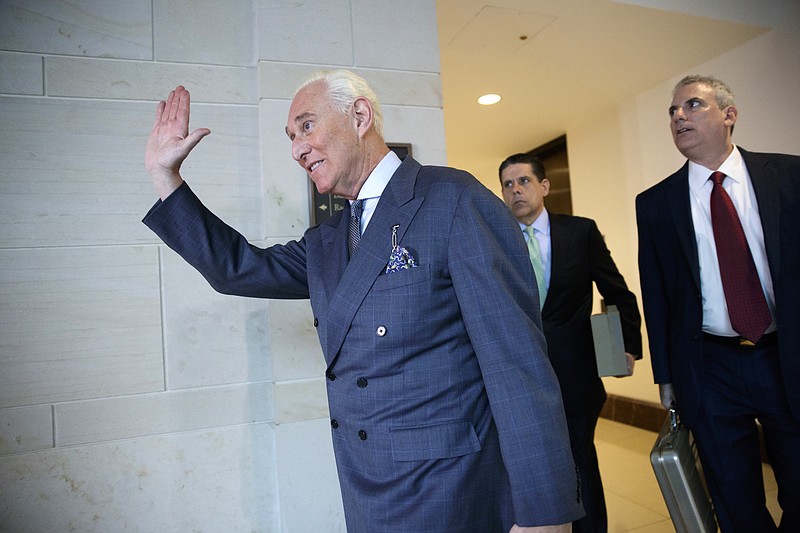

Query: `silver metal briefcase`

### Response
(650, 408, 718, 533)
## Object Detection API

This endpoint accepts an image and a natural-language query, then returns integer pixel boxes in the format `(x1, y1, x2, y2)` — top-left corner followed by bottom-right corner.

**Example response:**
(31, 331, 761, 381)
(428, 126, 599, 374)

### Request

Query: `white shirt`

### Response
(519, 209, 551, 290)
(350, 150, 402, 234)
(687, 145, 776, 335)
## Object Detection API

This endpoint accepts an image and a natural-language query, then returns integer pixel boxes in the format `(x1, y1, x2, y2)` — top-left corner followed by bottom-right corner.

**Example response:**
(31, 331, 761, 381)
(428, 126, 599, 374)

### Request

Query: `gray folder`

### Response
(591, 304, 628, 377)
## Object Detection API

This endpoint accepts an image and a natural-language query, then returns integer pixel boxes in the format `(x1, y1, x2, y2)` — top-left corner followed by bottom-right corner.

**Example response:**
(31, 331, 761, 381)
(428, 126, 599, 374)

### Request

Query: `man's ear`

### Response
(352, 97, 374, 136)
(541, 178, 551, 197)
(724, 105, 738, 128)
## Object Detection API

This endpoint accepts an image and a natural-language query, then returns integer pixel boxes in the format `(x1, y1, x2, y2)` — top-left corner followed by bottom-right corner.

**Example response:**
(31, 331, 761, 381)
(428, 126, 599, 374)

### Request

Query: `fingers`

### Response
(659, 384, 676, 410)
(165, 86, 183, 122)
(153, 100, 166, 126)
(155, 85, 188, 125)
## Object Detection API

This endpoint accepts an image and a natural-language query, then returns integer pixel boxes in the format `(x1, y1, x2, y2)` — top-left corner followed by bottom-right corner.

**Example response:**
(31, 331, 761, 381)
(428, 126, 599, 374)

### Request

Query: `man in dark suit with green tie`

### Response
(500, 153, 642, 533)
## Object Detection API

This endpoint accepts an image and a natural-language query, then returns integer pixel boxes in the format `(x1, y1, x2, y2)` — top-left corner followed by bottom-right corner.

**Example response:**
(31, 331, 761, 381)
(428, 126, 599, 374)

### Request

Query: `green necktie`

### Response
(525, 225, 546, 309)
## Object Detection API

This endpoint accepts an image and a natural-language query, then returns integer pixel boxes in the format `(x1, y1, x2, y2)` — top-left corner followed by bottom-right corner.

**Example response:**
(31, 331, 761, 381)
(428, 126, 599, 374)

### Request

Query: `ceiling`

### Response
(436, 0, 772, 183)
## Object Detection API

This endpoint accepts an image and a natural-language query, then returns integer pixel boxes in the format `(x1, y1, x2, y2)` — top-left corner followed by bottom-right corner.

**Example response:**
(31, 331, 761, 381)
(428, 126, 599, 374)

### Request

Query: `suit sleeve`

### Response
(635, 193, 672, 384)
(142, 182, 310, 299)
(588, 220, 643, 357)
(448, 183, 583, 526)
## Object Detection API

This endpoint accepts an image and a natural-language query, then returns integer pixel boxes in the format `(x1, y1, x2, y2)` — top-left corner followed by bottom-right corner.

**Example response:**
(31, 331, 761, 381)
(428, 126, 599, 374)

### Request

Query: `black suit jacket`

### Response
(636, 148, 800, 426)
(541, 214, 642, 415)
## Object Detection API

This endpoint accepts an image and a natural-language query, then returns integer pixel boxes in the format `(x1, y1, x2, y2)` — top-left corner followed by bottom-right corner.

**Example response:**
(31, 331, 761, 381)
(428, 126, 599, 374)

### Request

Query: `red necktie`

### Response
(709, 171, 771, 343)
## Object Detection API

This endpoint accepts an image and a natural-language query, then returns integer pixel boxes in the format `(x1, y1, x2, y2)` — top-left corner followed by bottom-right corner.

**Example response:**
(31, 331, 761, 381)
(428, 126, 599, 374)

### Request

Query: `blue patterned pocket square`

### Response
(386, 224, 418, 273)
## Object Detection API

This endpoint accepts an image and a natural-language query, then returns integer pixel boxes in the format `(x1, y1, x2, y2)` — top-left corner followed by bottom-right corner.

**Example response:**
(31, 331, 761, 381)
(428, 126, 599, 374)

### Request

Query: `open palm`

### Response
(145, 85, 210, 199)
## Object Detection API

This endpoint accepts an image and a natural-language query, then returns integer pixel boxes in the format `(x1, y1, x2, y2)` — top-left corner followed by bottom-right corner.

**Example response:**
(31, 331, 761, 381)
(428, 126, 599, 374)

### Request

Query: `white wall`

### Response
(456, 1, 800, 407)
(570, 1, 800, 404)
(0, 1, 443, 531)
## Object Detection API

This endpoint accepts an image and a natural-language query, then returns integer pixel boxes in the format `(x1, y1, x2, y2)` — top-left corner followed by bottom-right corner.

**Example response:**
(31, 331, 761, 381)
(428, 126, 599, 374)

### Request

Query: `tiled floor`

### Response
(596, 418, 780, 532)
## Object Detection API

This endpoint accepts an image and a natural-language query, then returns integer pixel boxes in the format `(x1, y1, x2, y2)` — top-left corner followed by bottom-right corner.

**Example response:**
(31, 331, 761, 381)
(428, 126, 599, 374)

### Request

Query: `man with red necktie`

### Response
(636, 75, 800, 532)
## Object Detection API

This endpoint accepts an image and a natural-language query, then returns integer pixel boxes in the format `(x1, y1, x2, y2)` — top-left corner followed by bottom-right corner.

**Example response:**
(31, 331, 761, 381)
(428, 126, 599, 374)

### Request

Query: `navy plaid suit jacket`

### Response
(144, 156, 583, 531)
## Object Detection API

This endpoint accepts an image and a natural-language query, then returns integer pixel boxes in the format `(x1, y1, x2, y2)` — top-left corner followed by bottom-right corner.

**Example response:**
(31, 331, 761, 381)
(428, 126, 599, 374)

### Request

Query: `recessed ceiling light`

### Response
(477, 93, 501, 106)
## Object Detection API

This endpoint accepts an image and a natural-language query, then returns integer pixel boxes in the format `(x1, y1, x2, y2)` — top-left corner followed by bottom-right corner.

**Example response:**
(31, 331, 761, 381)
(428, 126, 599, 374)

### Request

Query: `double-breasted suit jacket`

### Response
(636, 148, 800, 427)
(541, 214, 642, 416)
(144, 156, 583, 532)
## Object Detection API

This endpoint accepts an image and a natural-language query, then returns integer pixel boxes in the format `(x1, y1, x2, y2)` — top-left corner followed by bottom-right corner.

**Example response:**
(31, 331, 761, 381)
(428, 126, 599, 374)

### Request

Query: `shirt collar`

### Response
(688, 145, 744, 193)
(518, 209, 550, 235)
(355, 150, 401, 201)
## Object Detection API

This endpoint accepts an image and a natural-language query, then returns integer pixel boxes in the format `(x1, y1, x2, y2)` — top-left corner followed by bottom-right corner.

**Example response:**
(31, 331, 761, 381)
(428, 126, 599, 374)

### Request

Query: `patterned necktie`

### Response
(709, 171, 771, 342)
(348, 199, 365, 258)
(524, 225, 546, 309)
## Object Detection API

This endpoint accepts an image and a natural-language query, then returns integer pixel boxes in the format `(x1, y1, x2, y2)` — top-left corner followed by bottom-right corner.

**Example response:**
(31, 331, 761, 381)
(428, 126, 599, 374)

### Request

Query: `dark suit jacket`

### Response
(541, 214, 642, 415)
(636, 148, 800, 426)
(144, 157, 583, 532)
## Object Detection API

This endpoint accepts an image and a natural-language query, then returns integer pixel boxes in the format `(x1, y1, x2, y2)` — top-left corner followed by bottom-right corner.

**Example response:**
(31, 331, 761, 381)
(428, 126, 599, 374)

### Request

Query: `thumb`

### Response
(183, 128, 211, 152)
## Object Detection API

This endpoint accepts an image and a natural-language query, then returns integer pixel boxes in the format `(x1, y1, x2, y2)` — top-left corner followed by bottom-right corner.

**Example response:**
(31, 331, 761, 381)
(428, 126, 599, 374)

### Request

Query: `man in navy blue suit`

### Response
(500, 153, 642, 533)
(144, 70, 583, 532)
(636, 75, 800, 532)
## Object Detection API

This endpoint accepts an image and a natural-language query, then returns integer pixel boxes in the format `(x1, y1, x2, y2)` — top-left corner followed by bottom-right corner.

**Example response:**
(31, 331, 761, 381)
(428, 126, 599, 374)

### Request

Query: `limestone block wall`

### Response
(0, 1, 444, 531)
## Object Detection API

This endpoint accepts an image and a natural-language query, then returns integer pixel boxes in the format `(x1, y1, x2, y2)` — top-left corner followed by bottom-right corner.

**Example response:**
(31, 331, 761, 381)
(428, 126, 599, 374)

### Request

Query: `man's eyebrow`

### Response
(291, 112, 314, 124)
(286, 112, 315, 137)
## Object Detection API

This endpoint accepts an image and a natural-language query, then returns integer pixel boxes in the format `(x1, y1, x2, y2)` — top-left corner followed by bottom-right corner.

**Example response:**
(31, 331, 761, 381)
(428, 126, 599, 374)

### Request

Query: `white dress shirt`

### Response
(350, 150, 402, 234)
(687, 145, 776, 335)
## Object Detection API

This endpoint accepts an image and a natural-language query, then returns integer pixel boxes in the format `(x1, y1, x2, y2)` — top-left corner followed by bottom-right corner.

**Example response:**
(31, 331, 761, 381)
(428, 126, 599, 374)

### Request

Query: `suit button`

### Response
(358, 430, 367, 440)
(331, 419, 339, 429)
(376, 325, 387, 337)
(357, 377, 368, 388)
(314, 317, 319, 327)
(693, 333, 701, 340)
(327, 371, 336, 381)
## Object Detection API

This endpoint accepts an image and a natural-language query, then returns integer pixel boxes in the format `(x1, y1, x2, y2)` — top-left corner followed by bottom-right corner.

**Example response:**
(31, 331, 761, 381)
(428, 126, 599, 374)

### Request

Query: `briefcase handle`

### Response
(669, 407, 680, 433)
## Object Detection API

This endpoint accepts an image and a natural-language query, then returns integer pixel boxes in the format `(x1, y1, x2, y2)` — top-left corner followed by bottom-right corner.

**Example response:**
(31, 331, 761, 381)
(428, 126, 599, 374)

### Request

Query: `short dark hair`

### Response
(498, 153, 546, 184)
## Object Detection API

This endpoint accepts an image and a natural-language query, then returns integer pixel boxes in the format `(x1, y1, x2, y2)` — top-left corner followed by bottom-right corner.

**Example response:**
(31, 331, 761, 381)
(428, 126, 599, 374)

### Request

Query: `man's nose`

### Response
(292, 138, 309, 162)
(672, 107, 686, 121)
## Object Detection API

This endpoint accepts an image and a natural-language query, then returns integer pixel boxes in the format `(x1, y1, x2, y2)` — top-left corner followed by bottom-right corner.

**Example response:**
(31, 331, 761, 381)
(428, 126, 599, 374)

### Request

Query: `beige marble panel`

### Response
(0, 246, 163, 408)
(0, 52, 42, 95)
(381, 105, 448, 166)
(256, 0, 352, 66)
(161, 246, 271, 390)
(153, 0, 257, 67)
(0, 96, 261, 248)
(0, 424, 278, 532)
(276, 419, 345, 532)
(259, 100, 315, 236)
(352, 0, 440, 72)
(0, 405, 53, 455)
(258, 61, 442, 108)
(0, 0, 152, 59)
(273, 378, 329, 424)
(55, 382, 273, 445)
(46, 56, 258, 104)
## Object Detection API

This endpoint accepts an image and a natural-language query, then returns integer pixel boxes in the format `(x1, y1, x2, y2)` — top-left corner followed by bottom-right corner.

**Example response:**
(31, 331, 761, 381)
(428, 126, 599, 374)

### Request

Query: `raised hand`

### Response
(145, 85, 211, 199)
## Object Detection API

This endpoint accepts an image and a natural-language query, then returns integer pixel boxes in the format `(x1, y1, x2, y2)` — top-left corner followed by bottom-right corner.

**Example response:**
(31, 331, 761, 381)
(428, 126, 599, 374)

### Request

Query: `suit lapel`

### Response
(742, 148, 781, 281)
(324, 158, 425, 363)
(668, 163, 702, 291)
(320, 208, 350, 302)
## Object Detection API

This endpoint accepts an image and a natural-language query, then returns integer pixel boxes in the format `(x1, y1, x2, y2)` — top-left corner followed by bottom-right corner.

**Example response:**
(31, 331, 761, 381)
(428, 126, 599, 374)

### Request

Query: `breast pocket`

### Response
(372, 263, 431, 292)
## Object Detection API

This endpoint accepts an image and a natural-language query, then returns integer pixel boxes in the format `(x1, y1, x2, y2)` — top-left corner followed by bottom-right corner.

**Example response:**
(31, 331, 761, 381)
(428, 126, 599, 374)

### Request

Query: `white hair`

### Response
(297, 69, 384, 137)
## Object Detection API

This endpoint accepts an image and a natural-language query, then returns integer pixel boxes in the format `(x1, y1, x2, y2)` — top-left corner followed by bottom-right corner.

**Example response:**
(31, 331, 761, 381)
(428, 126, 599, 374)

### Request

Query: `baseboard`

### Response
(600, 394, 664, 432)
(601, 393, 769, 463)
